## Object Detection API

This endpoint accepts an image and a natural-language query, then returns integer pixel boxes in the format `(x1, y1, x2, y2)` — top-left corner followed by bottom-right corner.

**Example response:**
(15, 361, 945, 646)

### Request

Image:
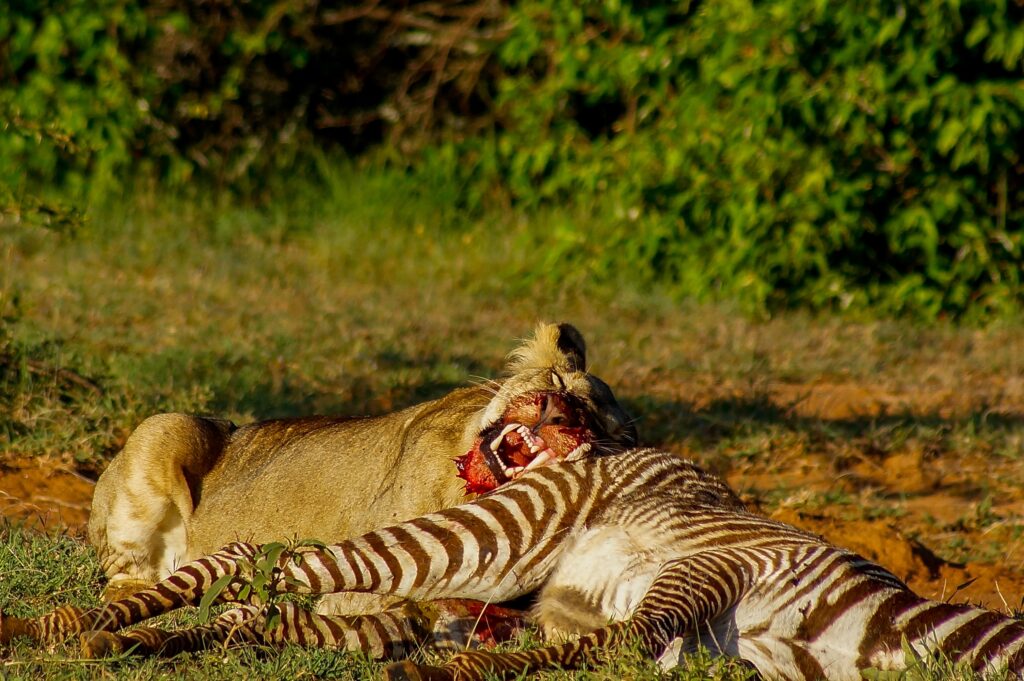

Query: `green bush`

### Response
(430, 0, 1024, 318)
(2, 0, 1021, 318)
(0, 0, 502, 195)
(0, 0, 149, 200)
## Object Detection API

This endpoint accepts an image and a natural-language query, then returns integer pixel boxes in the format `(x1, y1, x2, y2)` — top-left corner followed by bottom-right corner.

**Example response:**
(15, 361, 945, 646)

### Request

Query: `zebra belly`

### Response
(533, 524, 667, 639)
(734, 591, 887, 680)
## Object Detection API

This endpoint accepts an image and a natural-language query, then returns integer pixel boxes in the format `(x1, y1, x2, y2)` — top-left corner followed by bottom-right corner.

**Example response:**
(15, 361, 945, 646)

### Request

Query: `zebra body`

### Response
(2, 448, 1022, 679)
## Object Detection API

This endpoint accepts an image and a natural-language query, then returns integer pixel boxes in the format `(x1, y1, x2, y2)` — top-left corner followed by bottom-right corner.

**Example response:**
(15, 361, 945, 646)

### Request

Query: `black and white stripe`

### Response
(3, 449, 1022, 680)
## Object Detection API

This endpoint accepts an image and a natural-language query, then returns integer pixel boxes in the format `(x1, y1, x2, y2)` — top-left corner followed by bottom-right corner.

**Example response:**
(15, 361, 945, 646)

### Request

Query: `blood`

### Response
(431, 599, 527, 647)
(454, 450, 501, 494)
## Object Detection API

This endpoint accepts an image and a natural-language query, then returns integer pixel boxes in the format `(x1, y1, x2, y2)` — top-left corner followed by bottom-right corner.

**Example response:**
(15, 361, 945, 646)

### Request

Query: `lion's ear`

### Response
(506, 322, 588, 374)
(553, 323, 587, 372)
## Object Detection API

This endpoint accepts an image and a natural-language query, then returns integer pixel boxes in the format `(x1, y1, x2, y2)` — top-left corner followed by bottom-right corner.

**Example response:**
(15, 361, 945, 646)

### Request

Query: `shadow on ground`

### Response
(625, 392, 1023, 461)
(203, 350, 498, 419)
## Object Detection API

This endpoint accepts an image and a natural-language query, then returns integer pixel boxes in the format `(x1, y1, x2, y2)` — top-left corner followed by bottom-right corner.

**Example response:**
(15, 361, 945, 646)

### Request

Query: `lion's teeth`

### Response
(524, 450, 553, 471)
(490, 423, 522, 452)
(516, 424, 547, 453)
(504, 466, 525, 479)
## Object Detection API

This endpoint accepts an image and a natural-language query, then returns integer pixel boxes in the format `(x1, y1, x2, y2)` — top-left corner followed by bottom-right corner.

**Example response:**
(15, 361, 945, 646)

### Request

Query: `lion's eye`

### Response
(550, 371, 564, 390)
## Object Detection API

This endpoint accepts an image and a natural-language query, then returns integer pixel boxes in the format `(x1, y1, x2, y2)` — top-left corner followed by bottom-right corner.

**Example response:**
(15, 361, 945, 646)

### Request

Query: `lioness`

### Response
(88, 322, 637, 616)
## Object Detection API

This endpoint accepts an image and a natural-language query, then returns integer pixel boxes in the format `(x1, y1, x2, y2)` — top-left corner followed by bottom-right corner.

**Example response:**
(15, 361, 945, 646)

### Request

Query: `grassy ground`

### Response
(2, 164, 1023, 678)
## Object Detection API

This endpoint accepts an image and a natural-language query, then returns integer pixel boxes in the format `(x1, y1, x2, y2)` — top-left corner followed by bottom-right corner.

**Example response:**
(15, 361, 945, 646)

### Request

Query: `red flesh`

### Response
(430, 599, 527, 647)
(454, 450, 500, 494)
(456, 392, 594, 495)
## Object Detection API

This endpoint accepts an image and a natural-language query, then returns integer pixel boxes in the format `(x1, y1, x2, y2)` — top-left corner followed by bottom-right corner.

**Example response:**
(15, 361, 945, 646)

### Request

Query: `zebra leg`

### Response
(384, 554, 750, 681)
(80, 604, 263, 658)
(79, 601, 434, 659)
(870, 590, 1024, 675)
(0, 541, 259, 646)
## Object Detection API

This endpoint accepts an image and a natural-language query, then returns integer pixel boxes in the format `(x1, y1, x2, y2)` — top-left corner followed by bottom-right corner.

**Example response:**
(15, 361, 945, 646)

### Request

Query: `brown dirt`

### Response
(1, 379, 1022, 613)
(670, 379, 1024, 612)
(0, 457, 94, 537)
(768, 509, 1024, 611)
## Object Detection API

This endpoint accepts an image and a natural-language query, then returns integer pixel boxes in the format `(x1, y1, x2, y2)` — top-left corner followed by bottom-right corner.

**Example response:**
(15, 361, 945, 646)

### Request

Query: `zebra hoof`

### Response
(383, 659, 454, 681)
(101, 579, 149, 603)
(383, 660, 424, 680)
(0, 610, 32, 645)
(80, 630, 125, 658)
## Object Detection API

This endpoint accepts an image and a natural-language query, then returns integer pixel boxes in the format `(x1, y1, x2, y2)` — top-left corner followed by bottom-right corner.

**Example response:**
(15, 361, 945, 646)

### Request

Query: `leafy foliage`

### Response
(1, 0, 1022, 317)
(0, 1, 150, 197)
(0, 0, 503, 193)
(429, 0, 1024, 318)
(196, 539, 330, 632)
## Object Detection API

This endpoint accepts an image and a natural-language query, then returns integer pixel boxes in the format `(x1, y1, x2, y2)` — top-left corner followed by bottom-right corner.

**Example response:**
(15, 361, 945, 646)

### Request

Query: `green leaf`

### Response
(256, 542, 288, 575)
(264, 604, 282, 632)
(237, 583, 252, 602)
(936, 118, 965, 154)
(965, 18, 989, 48)
(197, 573, 236, 624)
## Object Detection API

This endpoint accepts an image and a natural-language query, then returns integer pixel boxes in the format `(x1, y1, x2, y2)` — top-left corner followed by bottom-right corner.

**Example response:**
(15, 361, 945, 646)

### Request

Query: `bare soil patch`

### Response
(0, 458, 94, 536)
(665, 378, 1024, 612)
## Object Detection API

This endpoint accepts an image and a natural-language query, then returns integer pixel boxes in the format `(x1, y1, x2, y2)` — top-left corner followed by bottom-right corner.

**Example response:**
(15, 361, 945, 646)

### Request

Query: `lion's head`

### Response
(456, 323, 637, 494)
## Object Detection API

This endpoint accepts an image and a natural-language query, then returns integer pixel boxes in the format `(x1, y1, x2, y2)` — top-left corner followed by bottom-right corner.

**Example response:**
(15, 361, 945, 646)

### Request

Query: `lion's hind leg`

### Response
(88, 413, 235, 600)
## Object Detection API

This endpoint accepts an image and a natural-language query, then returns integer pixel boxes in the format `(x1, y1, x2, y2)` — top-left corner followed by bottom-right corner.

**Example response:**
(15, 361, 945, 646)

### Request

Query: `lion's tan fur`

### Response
(87, 323, 635, 614)
(506, 322, 586, 373)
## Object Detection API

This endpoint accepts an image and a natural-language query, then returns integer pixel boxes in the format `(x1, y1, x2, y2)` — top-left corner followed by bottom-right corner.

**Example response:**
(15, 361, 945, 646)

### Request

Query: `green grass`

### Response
(2, 162, 1024, 678)
(0, 524, 756, 680)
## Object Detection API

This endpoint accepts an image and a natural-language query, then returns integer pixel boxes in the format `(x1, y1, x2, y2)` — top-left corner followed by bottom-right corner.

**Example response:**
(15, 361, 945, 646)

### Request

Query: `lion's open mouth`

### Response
(455, 392, 595, 494)
(485, 422, 591, 479)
